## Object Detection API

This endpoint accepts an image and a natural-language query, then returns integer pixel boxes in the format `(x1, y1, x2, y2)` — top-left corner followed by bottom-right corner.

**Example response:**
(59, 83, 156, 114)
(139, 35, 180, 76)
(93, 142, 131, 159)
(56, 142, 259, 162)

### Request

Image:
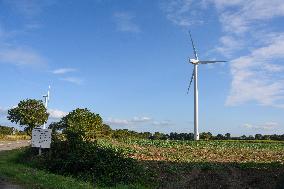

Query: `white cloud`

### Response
(113, 12, 140, 33)
(210, 0, 284, 34)
(48, 109, 67, 119)
(161, 0, 205, 27)
(0, 1, 54, 68)
(216, 35, 244, 57)
(0, 47, 46, 66)
(3, 0, 54, 18)
(0, 107, 8, 116)
(226, 34, 284, 107)
(61, 77, 83, 85)
(105, 116, 152, 126)
(52, 68, 77, 74)
(199, 0, 284, 108)
(105, 116, 174, 129)
(131, 116, 152, 123)
(105, 118, 131, 126)
(243, 122, 279, 130)
(152, 120, 173, 126)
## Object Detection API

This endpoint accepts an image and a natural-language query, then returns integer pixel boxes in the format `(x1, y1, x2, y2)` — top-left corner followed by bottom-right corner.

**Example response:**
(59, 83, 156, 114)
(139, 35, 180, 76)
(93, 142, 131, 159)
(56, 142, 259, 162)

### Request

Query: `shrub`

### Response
(42, 138, 152, 187)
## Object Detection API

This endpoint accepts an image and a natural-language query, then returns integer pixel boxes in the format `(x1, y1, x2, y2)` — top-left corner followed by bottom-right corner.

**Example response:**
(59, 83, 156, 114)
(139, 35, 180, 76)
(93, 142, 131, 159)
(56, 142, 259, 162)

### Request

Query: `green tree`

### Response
(7, 99, 49, 135)
(216, 134, 224, 140)
(200, 132, 212, 140)
(50, 108, 103, 142)
(255, 134, 263, 140)
(225, 133, 231, 140)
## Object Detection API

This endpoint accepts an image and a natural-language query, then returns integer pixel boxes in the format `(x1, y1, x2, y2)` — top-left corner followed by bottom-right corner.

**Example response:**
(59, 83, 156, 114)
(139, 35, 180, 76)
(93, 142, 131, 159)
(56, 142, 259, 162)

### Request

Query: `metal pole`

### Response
(194, 64, 199, 140)
(43, 86, 50, 129)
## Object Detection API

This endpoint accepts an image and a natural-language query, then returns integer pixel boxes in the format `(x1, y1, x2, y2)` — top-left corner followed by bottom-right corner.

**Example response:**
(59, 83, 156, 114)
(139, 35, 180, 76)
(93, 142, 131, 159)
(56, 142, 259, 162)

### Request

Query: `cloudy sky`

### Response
(0, 0, 283, 136)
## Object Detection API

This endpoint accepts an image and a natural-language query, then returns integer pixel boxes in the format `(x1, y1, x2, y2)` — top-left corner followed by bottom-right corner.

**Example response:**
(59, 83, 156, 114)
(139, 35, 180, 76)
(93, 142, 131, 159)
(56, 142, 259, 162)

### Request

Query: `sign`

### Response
(32, 128, 52, 148)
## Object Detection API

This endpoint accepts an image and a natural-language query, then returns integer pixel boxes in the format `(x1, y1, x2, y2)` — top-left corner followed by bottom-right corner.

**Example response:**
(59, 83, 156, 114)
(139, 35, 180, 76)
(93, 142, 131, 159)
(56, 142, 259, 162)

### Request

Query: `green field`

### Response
(96, 138, 284, 188)
(98, 138, 284, 165)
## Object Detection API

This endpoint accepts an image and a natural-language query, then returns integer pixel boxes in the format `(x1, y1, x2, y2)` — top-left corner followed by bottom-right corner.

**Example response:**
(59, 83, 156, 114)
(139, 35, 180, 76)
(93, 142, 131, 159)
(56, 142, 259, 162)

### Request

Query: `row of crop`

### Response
(116, 138, 284, 151)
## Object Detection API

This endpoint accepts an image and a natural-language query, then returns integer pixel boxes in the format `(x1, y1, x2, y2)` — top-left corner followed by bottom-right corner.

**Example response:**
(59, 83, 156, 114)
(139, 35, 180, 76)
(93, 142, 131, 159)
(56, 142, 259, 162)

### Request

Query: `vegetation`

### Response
(0, 125, 30, 140)
(49, 108, 107, 142)
(0, 125, 15, 135)
(110, 129, 284, 141)
(29, 108, 155, 187)
(13, 137, 284, 188)
(0, 149, 94, 189)
(2, 99, 283, 188)
(7, 99, 49, 135)
(98, 138, 284, 165)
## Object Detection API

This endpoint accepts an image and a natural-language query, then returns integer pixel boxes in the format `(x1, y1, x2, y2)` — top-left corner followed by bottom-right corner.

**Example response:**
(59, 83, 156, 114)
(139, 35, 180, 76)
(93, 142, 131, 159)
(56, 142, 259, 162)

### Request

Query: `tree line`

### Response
(110, 129, 284, 141)
(3, 98, 284, 141)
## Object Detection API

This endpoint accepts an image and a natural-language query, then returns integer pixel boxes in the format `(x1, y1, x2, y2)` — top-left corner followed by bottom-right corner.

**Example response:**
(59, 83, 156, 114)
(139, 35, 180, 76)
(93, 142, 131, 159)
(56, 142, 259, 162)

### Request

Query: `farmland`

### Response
(0, 138, 283, 188)
(98, 138, 284, 164)
(96, 138, 284, 188)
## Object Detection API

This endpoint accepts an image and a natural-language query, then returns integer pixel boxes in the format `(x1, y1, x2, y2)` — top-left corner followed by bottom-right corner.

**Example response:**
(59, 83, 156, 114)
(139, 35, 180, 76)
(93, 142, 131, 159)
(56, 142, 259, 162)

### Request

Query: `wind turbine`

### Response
(187, 31, 226, 141)
(43, 85, 50, 129)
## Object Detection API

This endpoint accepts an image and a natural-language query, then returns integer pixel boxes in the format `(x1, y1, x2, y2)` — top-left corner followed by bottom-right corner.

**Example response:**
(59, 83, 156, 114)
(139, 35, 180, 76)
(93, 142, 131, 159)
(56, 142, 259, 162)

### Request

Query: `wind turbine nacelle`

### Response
(189, 59, 199, 64)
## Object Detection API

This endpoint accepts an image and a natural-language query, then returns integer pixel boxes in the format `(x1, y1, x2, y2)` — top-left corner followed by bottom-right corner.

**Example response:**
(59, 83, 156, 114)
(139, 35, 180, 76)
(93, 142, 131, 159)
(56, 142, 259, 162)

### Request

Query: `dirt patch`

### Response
(0, 177, 23, 189)
(144, 161, 284, 189)
(159, 168, 284, 189)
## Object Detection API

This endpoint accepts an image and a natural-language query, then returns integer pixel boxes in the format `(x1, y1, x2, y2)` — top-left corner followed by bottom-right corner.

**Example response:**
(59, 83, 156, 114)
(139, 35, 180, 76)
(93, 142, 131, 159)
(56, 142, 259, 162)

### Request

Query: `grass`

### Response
(0, 148, 94, 189)
(0, 148, 148, 189)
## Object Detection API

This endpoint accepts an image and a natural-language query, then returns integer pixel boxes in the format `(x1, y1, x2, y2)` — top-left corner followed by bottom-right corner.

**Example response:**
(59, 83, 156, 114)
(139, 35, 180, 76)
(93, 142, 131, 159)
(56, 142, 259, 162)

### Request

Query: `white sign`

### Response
(32, 128, 52, 148)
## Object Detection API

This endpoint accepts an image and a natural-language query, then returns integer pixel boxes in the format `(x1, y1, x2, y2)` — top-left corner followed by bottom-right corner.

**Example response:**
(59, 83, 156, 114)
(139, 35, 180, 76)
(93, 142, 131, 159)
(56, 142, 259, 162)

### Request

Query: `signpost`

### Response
(32, 128, 52, 155)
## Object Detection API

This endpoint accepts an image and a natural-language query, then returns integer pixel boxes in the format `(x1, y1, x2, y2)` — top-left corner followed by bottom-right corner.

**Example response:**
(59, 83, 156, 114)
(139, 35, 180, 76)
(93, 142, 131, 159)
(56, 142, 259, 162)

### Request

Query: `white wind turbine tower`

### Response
(187, 31, 226, 140)
(43, 85, 50, 129)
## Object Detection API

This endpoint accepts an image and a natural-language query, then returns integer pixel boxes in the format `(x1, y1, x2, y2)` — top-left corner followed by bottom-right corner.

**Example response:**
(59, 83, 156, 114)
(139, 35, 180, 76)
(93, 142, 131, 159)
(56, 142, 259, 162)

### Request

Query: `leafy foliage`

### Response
(41, 139, 153, 187)
(0, 125, 15, 135)
(42, 108, 154, 187)
(49, 108, 104, 141)
(7, 99, 49, 135)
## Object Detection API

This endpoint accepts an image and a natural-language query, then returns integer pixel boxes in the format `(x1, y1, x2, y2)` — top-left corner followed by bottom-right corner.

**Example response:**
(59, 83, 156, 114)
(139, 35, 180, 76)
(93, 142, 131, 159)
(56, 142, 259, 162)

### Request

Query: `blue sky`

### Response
(0, 0, 283, 136)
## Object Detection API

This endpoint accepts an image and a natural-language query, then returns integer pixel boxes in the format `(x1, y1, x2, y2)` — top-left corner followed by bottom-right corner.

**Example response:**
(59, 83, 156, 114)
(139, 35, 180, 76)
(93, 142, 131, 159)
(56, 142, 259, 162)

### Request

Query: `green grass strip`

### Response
(0, 148, 148, 189)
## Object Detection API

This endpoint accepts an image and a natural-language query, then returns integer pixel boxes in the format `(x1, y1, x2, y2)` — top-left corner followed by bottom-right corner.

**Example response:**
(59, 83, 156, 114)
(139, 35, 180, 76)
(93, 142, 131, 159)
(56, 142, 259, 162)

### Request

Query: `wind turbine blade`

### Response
(199, 60, 227, 64)
(187, 68, 195, 94)
(189, 31, 198, 60)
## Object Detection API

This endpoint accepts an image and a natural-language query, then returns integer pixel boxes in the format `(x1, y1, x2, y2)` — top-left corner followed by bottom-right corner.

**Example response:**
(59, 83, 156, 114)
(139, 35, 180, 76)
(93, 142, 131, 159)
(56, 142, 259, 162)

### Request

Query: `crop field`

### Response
(97, 138, 284, 188)
(98, 138, 284, 164)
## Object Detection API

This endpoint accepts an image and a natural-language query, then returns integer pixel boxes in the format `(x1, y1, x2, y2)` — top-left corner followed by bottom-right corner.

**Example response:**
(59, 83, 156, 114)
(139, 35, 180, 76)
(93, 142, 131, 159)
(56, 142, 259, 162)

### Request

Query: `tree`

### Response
(200, 132, 212, 140)
(240, 135, 247, 140)
(153, 132, 163, 140)
(50, 108, 103, 142)
(216, 134, 224, 140)
(255, 134, 262, 140)
(225, 133, 231, 140)
(7, 99, 49, 135)
(0, 125, 15, 135)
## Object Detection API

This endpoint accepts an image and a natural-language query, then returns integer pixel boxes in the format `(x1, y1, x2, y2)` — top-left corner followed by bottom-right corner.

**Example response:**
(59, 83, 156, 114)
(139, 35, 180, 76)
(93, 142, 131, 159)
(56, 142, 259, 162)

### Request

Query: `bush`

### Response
(39, 138, 153, 187)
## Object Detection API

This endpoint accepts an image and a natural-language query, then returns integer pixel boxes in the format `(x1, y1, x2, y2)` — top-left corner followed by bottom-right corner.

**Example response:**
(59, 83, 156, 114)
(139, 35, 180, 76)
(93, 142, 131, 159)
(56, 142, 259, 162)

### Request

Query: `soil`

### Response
(157, 166, 284, 189)
(0, 177, 22, 189)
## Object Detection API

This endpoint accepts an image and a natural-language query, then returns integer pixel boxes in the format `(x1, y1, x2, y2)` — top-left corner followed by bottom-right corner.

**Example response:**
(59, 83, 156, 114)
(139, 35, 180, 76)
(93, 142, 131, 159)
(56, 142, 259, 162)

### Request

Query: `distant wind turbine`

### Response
(43, 85, 50, 129)
(187, 31, 226, 141)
